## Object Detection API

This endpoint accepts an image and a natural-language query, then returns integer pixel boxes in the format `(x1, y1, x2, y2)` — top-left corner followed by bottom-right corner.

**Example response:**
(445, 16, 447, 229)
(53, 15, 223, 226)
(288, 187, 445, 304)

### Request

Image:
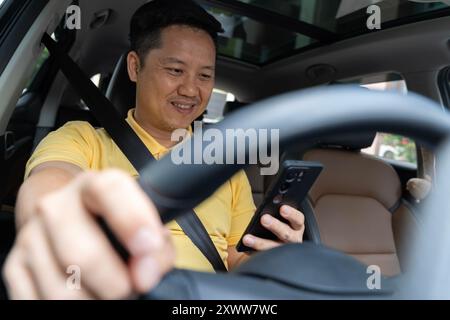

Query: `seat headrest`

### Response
(303, 148, 402, 209)
(315, 132, 376, 150)
(106, 54, 136, 119)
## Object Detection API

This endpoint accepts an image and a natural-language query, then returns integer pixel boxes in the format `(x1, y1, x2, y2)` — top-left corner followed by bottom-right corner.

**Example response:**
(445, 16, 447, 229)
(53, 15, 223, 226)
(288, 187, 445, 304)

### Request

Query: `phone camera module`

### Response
(279, 182, 290, 194)
(285, 171, 298, 182)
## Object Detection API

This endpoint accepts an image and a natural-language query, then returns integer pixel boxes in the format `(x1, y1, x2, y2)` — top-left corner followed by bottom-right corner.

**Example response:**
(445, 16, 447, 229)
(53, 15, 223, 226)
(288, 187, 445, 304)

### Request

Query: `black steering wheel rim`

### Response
(139, 86, 450, 222)
(136, 86, 450, 299)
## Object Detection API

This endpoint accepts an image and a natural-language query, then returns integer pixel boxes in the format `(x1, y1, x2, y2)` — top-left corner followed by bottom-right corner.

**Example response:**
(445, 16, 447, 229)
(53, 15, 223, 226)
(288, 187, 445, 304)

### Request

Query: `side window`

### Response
(90, 73, 111, 94)
(7, 14, 75, 139)
(22, 47, 49, 94)
(22, 15, 75, 96)
(358, 77, 417, 166)
(203, 88, 236, 123)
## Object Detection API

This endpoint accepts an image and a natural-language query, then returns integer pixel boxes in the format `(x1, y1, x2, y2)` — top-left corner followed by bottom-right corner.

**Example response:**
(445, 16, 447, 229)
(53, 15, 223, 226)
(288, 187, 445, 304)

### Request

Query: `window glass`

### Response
(22, 19, 70, 95)
(201, 0, 450, 65)
(236, 0, 448, 33)
(22, 47, 49, 94)
(91, 73, 101, 87)
(362, 133, 417, 165)
(203, 88, 236, 123)
(359, 77, 417, 165)
(207, 8, 317, 64)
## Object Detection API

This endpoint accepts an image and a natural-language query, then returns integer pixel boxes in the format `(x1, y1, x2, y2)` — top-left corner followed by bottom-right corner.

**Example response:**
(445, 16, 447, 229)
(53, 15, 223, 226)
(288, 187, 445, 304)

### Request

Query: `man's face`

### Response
(129, 25, 216, 132)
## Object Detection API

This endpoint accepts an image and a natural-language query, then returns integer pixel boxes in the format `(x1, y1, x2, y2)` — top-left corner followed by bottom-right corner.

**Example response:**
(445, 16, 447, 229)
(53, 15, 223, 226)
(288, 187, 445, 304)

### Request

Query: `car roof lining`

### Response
(61, 0, 449, 105)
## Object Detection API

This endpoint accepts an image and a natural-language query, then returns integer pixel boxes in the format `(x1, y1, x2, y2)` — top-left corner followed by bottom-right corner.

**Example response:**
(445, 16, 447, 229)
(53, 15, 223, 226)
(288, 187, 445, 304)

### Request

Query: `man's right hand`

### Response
(2, 169, 175, 299)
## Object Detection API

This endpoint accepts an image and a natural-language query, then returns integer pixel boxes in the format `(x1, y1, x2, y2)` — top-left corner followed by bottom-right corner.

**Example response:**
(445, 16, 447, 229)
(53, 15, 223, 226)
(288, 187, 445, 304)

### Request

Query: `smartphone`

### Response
(236, 160, 323, 252)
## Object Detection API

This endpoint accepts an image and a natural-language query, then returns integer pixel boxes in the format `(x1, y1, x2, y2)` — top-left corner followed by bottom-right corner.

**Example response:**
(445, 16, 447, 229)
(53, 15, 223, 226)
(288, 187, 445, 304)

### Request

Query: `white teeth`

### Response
(173, 102, 194, 109)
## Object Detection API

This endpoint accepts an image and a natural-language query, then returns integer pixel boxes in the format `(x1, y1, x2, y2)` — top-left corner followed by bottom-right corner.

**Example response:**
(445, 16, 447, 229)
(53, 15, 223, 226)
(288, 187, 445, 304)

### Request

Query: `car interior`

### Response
(0, 0, 449, 299)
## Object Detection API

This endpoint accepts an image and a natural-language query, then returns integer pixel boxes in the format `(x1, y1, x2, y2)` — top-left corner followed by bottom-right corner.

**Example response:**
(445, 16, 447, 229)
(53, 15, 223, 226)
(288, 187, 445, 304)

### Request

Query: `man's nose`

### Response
(178, 76, 199, 97)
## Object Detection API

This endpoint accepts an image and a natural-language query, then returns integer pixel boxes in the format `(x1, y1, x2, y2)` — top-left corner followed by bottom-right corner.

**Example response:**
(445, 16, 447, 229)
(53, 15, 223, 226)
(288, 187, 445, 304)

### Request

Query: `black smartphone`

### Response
(236, 160, 323, 252)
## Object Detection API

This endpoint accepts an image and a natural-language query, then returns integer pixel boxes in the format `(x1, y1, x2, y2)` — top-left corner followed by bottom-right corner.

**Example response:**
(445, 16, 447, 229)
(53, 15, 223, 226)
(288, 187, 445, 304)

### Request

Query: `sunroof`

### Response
(199, 0, 450, 65)
(210, 11, 318, 65)
(241, 0, 449, 34)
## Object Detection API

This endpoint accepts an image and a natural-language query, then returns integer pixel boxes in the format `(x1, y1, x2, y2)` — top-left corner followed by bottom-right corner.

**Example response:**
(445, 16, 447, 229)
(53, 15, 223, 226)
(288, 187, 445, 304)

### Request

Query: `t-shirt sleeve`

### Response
(24, 121, 98, 179)
(227, 170, 257, 246)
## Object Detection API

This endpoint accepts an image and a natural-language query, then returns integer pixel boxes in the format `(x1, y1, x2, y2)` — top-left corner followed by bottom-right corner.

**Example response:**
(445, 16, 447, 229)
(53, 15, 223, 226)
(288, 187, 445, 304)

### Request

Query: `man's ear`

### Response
(127, 51, 140, 83)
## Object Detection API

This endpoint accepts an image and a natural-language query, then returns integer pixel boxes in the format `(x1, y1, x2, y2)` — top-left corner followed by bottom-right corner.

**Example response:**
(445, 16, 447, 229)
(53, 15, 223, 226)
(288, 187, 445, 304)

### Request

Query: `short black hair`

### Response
(129, 0, 223, 64)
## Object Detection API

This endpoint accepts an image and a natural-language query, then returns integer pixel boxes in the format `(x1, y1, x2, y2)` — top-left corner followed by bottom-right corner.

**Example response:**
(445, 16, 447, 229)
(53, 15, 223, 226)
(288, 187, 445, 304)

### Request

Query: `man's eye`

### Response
(167, 68, 182, 75)
(200, 74, 212, 80)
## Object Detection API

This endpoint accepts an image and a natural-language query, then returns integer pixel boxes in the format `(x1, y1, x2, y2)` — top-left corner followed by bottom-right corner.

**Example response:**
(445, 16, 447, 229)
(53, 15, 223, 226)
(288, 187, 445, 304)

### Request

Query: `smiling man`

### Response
(3, 0, 305, 299)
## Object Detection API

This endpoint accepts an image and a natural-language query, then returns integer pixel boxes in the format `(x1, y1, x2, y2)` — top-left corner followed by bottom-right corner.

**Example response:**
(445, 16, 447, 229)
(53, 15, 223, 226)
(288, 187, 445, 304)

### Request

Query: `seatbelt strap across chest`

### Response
(41, 33, 226, 272)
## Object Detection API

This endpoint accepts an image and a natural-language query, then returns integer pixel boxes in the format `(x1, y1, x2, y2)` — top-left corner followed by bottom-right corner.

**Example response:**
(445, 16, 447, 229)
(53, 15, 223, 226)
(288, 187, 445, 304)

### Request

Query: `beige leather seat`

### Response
(221, 98, 418, 277)
(300, 133, 420, 276)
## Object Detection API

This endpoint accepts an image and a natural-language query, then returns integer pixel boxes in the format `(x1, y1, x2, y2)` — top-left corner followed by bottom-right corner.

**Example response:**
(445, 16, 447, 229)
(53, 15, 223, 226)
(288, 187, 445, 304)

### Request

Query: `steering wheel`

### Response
(133, 86, 450, 299)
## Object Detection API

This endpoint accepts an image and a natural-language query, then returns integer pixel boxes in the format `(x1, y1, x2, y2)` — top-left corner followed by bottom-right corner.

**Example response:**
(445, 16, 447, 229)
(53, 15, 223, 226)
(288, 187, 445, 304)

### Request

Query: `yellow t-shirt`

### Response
(25, 109, 256, 272)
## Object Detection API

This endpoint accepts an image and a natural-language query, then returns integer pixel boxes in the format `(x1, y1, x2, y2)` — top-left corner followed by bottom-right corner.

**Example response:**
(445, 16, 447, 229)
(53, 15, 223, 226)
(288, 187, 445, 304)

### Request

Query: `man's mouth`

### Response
(171, 102, 195, 109)
(170, 101, 197, 114)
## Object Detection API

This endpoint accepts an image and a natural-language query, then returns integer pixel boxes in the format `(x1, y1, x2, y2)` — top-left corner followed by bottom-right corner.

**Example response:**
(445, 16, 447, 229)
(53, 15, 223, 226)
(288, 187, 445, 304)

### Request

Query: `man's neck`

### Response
(133, 109, 179, 148)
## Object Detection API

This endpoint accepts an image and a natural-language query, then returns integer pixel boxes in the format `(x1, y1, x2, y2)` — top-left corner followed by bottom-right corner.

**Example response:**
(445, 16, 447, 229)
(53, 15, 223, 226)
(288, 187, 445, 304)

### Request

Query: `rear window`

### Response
(357, 76, 417, 166)
(362, 133, 417, 165)
(203, 88, 236, 123)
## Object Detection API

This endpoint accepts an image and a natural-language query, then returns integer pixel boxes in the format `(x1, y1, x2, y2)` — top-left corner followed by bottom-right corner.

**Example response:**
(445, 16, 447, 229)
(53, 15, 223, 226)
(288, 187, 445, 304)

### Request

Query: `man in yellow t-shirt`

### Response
(24, 110, 258, 272)
(3, 0, 305, 299)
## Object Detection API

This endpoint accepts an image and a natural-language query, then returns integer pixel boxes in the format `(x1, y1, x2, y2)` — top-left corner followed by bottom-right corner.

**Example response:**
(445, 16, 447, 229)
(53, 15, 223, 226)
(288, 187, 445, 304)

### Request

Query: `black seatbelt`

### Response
(175, 211, 226, 271)
(41, 33, 226, 272)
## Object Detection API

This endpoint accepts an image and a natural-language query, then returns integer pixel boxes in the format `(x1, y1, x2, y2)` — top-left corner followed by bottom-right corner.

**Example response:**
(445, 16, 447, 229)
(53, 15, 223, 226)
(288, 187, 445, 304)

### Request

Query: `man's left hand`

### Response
(242, 205, 304, 251)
